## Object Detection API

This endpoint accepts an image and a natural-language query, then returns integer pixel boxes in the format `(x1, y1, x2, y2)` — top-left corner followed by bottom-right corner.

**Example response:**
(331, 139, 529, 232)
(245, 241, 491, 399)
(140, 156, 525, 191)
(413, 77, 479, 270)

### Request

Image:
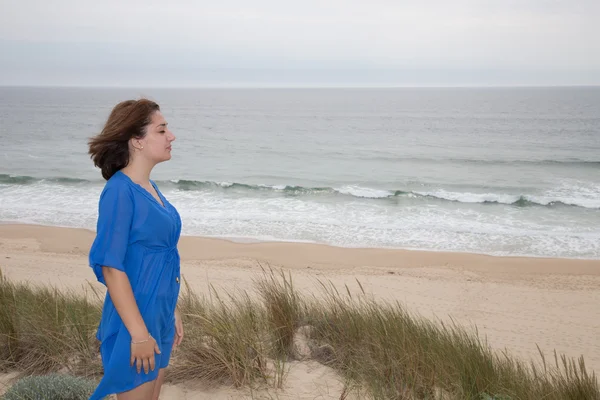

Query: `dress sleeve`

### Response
(89, 182, 134, 285)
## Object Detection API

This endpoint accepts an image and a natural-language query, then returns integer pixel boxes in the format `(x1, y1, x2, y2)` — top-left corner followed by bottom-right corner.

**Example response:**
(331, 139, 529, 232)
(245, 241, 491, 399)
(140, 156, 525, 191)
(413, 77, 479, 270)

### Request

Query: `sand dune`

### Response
(1, 223, 599, 398)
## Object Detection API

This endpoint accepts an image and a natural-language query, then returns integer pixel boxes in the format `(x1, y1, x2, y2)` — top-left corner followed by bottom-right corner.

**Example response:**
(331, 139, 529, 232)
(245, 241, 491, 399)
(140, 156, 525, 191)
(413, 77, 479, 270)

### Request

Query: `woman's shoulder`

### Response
(100, 171, 133, 200)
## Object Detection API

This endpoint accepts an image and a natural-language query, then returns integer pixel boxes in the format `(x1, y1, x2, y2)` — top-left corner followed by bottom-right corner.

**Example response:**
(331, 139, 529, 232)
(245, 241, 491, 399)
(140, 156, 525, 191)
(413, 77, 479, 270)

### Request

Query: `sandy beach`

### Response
(1, 223, 599, 398)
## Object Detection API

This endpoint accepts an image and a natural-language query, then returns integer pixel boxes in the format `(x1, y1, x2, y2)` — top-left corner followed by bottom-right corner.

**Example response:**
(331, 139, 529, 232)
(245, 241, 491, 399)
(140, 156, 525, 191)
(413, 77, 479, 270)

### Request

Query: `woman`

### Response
(87, 99, 183, 400)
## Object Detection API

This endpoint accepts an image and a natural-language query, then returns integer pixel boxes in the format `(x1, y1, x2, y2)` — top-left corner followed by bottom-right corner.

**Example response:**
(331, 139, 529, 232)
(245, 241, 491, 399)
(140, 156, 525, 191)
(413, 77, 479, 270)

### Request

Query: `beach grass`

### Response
(0, 267, 598, 399)
(0, 270, 102, 377)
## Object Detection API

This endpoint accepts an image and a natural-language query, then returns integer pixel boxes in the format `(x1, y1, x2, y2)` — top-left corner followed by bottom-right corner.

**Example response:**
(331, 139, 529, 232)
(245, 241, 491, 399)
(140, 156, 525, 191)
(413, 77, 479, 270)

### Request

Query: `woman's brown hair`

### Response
(88, 99, 160, 180)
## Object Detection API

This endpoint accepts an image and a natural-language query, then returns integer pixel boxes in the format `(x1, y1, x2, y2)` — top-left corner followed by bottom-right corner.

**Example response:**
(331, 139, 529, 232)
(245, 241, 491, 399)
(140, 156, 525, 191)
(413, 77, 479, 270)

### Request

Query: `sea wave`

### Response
(161, 180, 600, 209)
(3, 173, 598, 209)
(413, 189, 600, 209)
(0, 173, 90, 185)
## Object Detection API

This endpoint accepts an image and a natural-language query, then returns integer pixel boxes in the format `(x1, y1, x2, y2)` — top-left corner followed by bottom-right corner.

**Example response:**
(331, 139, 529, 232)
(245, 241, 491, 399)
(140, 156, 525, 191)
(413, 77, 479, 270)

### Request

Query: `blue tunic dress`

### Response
(88, 170, 182, 399)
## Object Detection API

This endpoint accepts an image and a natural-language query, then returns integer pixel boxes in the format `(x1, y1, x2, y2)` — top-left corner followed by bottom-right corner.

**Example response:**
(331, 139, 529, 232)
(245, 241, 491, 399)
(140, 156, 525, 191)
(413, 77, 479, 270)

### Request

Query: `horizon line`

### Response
(2, 83, 599, 90)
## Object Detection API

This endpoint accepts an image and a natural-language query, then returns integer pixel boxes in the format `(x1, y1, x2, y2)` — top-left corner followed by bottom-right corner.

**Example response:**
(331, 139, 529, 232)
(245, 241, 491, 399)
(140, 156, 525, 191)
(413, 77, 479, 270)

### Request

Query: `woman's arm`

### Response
(102, 267, 148, 340)
(103, 267, 160, 373)
(174, 307, 184, 347)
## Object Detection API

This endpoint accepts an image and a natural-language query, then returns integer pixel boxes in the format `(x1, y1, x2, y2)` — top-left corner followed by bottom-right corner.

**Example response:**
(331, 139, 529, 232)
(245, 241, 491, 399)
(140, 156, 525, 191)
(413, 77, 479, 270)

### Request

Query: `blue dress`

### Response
(88, 170, 182, 399)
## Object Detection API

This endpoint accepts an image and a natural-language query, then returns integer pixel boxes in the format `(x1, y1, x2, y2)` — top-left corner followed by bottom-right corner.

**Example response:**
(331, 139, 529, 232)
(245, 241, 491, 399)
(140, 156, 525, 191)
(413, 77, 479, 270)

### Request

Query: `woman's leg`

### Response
(151, 339, 175, 399)
(117, 379, 156, 400)
(151, 368, 167, 400)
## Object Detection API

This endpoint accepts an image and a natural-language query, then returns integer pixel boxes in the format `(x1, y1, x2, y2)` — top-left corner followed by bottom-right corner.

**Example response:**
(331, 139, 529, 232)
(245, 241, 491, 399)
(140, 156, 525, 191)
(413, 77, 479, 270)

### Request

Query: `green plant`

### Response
(2, 373, 102, 400)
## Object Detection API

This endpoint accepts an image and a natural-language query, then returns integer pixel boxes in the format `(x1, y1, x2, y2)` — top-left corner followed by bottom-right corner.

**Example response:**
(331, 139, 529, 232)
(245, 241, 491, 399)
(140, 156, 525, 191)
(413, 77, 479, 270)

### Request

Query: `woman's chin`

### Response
(157, 153, 172, 163)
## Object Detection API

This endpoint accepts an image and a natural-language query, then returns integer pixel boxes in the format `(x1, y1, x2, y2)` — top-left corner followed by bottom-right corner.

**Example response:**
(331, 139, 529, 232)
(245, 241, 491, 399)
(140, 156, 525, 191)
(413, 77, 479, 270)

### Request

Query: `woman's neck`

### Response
(121, 159, 154, 186)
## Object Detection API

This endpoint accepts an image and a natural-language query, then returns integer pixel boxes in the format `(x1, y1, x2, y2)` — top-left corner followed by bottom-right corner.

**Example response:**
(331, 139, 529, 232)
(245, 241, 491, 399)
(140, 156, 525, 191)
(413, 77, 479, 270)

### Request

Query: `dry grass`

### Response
(169, 279, 272, 388)
(303, 279, 599, 399)
(0, 270, 102, 377)
(254, 267, 303, 359)
(0, 267, 598, 399)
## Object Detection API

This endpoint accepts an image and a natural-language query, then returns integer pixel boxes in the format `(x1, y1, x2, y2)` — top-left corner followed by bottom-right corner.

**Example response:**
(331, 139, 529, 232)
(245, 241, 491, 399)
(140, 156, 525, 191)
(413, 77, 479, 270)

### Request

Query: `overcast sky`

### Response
(1, 0, 599, 87)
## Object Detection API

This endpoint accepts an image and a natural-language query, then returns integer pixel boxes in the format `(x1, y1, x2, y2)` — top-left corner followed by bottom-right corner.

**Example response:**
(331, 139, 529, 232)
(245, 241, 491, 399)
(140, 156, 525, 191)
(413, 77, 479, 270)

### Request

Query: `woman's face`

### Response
(134, 111, 176, 164)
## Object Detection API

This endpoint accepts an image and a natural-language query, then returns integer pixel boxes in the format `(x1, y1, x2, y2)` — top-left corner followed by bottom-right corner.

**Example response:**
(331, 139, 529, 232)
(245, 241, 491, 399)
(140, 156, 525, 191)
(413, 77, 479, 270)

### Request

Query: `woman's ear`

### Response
(130, 138, 144, 151)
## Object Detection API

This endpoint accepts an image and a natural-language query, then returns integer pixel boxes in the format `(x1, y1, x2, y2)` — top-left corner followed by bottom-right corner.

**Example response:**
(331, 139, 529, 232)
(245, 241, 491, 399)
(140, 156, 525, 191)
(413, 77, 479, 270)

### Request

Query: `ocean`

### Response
(1, 86, 599, 259)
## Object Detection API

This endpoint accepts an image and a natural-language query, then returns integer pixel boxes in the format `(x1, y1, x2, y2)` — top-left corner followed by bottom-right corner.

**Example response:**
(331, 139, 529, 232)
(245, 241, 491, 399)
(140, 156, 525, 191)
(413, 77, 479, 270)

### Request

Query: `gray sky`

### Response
(1, 0, 599, 87)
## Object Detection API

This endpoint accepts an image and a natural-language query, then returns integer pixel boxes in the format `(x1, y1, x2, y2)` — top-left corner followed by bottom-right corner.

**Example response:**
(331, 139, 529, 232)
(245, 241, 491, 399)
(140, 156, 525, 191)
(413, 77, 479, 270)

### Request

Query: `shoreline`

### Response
(2, 220, 599, 263)
(1, 222, 599, 375)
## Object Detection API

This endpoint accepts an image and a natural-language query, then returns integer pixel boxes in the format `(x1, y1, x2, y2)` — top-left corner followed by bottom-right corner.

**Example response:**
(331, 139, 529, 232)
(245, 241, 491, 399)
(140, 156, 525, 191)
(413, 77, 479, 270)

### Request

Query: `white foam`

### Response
(532, 180, 600, 209)
(415, 187, 600, 209)
(335, 185, 392, 199)
(272, 185, 287, 190)
(1, 180, 599, 259)
(415, 189, 521, 205)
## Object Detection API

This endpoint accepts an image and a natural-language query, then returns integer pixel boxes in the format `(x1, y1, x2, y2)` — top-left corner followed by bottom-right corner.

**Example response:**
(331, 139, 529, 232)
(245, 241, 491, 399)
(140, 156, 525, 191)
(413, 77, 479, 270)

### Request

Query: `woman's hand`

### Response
(130, 335, 161, 374)
(174, 309, 184, 348)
